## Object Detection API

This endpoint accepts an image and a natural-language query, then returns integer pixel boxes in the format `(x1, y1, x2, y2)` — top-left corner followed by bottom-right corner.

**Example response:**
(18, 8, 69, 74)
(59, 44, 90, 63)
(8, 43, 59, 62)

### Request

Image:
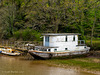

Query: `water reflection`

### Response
(0, 55, 96, 75)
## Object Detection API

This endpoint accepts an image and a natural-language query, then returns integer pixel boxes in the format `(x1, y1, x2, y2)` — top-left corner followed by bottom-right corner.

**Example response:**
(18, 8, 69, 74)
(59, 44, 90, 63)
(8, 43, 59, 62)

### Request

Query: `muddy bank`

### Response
(88, 51, 100, 58)
(0, 51, 100, 75)
(0, 55, 96, 75)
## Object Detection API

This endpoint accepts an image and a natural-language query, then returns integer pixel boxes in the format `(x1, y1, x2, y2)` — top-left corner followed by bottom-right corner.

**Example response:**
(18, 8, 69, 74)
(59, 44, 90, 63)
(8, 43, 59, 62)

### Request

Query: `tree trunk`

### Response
(0, 0, 3, 6)
(90, 5, 96, 47)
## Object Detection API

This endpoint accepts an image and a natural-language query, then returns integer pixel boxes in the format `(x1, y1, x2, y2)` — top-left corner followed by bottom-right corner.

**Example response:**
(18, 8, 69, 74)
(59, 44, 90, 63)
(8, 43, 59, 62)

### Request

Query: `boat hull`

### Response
(0, 51, 2, 53)
(29, 52, 48, 59)
(29, 50, 89, 59)
(1, 51, 20, 56)
(0, 47, 21, 56)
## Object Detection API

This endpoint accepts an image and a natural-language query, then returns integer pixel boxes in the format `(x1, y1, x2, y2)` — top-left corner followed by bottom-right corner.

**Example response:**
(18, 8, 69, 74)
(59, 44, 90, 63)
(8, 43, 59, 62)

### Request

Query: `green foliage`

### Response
(86, 40, 100, 50)
(14, 29, 41, 41)
(54, 58, 100, 70)
(0, 0, 100, 44)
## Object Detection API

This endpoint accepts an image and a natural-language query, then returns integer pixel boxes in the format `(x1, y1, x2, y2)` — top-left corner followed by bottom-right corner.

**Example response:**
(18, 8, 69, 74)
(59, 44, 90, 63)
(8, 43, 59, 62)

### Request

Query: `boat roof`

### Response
(35, 46, 58, 49)
(42, 33, 80, 36)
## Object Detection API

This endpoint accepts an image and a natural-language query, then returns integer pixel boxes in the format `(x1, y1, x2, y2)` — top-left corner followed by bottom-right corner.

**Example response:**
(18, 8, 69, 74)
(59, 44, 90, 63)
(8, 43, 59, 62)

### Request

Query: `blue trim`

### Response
(45, 36, 49, 46)
(0, 51, 2, 53)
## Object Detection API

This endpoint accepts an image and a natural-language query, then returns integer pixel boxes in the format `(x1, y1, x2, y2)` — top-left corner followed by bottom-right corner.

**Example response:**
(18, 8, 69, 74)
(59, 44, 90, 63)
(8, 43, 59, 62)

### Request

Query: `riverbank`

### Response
(50, 58, 100, 75)
(0, 55, 96, 75)
(30, 52, 100, 75)
(0, 51, 100, 75)
(86, 40, 100, 50)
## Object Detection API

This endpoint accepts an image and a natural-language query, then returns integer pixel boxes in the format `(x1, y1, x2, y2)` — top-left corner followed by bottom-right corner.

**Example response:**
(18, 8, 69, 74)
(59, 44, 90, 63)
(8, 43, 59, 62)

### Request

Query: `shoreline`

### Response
(29, 54, 100, 75)
(0, 51, 100, 75)
(31, 58, 100, 75)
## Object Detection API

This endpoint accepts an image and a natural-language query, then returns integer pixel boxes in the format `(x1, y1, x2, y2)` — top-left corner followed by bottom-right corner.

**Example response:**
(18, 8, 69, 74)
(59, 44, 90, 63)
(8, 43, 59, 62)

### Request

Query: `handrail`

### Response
(78, 40, 85, 45)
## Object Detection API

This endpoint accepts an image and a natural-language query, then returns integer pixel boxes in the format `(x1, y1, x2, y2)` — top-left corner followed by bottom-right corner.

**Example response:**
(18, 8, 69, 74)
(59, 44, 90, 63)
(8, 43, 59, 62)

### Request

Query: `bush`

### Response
(14, 31, 21, 40)
(86, 40, 100, 50)
(14, 29, 42, 41)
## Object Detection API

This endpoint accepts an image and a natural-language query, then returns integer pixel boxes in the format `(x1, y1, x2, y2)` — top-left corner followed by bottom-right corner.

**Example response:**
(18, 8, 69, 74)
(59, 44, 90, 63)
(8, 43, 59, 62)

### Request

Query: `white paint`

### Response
(43, 35, 89, 52)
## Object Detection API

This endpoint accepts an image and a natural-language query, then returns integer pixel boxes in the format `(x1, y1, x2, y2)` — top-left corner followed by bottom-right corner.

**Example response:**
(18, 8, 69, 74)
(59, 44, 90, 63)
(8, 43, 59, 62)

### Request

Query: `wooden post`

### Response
(2, 41, 3, 46)
(6, 41, 8, 47)
(11, 42, 12, 48)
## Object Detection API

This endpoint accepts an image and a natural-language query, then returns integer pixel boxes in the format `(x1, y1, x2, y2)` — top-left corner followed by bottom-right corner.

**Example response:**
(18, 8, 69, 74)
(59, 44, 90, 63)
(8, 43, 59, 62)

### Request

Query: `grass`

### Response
(49, 58, 100, 71)
(86, 40, 100, 50)
(86, 40, 100, 43)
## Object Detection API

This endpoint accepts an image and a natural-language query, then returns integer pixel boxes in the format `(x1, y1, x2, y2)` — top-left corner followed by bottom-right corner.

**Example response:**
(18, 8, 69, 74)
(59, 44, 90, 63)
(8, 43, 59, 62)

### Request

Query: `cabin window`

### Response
(73, 35, 75, 41)
(35, 48, 38, 50)
(54, 49, 57, 51)
(44, 49, 47, 51)
(48, 49, 51, 52)
(65, 48, 68, 50)
(84, 46, 86, 48)
(65, 36, 67, 42)
(40, 49, 47, 51)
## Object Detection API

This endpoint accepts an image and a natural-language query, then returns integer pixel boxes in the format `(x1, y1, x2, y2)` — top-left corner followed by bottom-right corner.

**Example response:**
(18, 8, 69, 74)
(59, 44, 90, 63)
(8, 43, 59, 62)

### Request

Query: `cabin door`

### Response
(45, 36, 49, 46)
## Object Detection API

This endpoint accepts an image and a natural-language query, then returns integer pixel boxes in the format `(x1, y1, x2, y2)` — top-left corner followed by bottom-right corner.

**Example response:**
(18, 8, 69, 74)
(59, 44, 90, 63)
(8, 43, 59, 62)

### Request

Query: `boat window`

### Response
(40, 49, 47, 51)
(48, 49, 51, 52)
(35, 48, 38, 50)
(44, 49, 47, 51)
(65, 48, 68, 50)
(54, 49, 57, 51)
(65, 36, 67, 42)
(73, 35, 75, 41)
(84, 46, 86, 48)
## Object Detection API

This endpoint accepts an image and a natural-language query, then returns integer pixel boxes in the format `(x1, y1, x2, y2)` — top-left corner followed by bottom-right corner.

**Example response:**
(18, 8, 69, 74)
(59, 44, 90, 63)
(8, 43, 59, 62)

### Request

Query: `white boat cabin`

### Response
(35, 33, 89, 52)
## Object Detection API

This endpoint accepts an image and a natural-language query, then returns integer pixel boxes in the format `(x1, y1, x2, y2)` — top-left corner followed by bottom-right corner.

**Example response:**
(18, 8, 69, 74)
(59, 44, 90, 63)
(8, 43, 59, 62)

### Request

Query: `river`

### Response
(0, 55, 97, 75)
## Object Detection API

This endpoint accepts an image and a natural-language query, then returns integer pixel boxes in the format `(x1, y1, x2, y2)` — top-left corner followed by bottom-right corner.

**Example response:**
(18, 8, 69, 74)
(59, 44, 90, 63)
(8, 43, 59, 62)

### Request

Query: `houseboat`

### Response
(29, 33, 90, 59)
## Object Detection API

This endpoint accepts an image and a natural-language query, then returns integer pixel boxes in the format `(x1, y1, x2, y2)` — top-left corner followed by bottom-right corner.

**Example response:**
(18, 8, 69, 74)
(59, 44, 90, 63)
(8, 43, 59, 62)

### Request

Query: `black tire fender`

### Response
(49, 53, 53, 58)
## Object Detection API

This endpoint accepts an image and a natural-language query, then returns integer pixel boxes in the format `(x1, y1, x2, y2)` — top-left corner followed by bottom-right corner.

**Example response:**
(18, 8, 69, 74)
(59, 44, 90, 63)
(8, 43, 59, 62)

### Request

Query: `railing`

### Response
(78, 40, 85, 45)
(0, 41, 42, 50)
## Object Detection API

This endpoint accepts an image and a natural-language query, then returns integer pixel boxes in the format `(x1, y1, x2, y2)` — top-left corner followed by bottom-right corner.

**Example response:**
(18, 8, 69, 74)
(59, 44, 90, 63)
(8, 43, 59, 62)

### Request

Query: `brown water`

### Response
(0, 55, 97, 75)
